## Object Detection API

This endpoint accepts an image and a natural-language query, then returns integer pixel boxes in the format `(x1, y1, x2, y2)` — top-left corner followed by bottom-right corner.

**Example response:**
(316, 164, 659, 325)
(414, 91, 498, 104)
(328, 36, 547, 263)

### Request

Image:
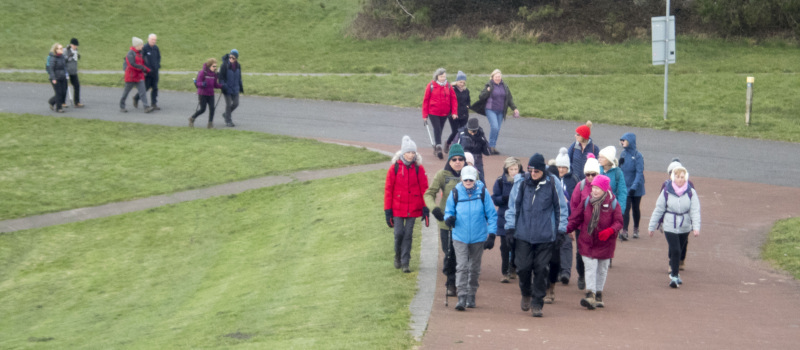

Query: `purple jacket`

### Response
(195, 63, 221, 96)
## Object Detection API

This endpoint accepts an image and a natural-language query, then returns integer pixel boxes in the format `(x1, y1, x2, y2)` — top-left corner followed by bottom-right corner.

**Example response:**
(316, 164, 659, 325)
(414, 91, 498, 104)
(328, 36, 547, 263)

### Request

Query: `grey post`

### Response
(745, 76, 754, 126)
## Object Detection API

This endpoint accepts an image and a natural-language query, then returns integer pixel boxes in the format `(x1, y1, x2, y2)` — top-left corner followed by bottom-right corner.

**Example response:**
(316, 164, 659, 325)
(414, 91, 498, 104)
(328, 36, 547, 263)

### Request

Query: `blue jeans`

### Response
(485, 109, 504, 148)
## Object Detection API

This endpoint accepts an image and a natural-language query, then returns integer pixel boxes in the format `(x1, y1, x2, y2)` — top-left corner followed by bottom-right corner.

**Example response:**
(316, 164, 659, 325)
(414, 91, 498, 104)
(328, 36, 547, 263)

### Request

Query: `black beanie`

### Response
(528, 153, 546, 172)
(70, 38, 79, 46)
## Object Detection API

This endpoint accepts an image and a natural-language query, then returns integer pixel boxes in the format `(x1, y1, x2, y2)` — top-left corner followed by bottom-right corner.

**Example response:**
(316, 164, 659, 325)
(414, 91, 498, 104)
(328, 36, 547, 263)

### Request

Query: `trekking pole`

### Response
(444, 228, 452, 307)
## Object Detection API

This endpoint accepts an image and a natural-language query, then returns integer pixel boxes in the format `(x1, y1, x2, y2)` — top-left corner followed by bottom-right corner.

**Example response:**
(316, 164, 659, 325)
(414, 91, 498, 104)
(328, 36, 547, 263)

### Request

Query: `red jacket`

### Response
(422, 81, 457, 118)
(384, 156, 429, 218)
(566, 192, 623, 259)
(124, 47, 149, 83)
(570, 179, 593, 214)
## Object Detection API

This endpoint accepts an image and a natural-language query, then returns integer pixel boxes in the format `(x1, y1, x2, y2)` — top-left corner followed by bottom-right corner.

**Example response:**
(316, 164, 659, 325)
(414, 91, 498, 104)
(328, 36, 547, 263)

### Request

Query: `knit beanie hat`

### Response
(433, 67, 446, 81)
(400, 135, 417, 154)
(599, 146, 617, 166)
(591, 174, 611, 192)
(555, 147, 570, 170)
(670, 166, 689, 182)
(667, 157, 682, 174)
(448, 143, 465, 161)
(467, 118, 480, 131)
(584, 157, 600, 175)
(456, 70, 466, 81)
(461, 166, 478, 181)
(230, 49, 239, 59)
(464, 152, 474, 165)
(132, 37, 143, 47)
(528, 153, 546, 172)
(70, 38, 79, 46)
(575, 121, 593, 140)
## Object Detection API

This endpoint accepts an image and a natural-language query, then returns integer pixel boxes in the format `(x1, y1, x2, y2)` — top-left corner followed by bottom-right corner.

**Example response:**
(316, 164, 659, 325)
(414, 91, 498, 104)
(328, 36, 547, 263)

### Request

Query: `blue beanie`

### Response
(230, 49, 239, 58)
(456, 70, 466, 81)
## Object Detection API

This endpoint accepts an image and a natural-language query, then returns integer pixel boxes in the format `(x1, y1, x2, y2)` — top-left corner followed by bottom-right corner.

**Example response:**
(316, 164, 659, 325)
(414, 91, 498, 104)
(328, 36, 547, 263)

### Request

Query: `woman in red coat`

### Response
(422, 68, 458, 159)
(566, 174, 622, 310)
(384, 136, 430, 273)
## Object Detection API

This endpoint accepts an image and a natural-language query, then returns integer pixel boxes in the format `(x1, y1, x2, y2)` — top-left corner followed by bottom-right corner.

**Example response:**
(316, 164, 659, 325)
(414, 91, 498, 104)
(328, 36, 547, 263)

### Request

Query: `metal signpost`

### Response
(652, 1, 675, 120)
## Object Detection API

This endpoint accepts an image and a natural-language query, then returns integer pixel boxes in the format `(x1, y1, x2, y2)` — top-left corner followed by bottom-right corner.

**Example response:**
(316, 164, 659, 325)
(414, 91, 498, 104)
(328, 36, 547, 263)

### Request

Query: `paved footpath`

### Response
(2, 82, 800, 348)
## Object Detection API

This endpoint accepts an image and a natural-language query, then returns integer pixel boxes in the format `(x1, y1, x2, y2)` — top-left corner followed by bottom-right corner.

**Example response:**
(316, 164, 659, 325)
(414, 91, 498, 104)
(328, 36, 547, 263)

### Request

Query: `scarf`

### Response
(672, 181, 689, 197)
(587, 191, 608, 236)
(436, 80, 447, 87)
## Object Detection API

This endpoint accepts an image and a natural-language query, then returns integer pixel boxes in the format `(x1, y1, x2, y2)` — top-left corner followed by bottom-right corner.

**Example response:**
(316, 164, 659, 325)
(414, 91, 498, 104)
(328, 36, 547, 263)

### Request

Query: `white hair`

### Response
(148, 33, 157, 39)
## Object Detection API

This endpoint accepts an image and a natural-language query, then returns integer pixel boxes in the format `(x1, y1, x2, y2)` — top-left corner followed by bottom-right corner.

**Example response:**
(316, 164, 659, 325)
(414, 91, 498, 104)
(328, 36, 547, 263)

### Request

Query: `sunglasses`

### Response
(527, 168, 543, 173)
(462, 179, 475, 182)
(450, 157, 465, 162)
(585, 173, 598, 177)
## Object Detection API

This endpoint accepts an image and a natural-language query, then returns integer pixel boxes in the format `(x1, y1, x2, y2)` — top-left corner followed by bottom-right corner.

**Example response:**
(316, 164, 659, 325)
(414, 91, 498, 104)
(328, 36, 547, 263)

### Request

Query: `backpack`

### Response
(394, 162, 419, 176)
(123, 56, 128, 71)
(513, 174, 560, 225)
(450, 185, 487, 220)
(582, 195, 618, 210)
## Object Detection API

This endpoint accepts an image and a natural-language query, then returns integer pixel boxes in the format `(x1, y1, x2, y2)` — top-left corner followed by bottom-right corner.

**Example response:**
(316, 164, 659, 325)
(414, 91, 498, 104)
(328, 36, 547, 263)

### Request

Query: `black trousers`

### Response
(439, 229, 457, 287)
(499, 234, 515, 275)
(445, 115, 468, 146)
(623, 195, 642, 231)
(665, 232, 689, 277)
(190, 95, 216, 122)
(548, 233, 565, 284)
(68, 74, 80, 103)
(428, 115, 448, 146)
(48, 78, 67, 110)
(575, 231, 585, 278)
(134, 72, 159, 105)
(515, 240, 554, 307)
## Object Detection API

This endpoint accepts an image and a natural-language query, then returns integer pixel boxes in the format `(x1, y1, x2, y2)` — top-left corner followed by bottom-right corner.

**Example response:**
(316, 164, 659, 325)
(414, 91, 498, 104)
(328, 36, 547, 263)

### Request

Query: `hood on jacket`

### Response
(620, 132, 637, 151)
(129, 46, 140, 53)
(391, 151, 423, 165)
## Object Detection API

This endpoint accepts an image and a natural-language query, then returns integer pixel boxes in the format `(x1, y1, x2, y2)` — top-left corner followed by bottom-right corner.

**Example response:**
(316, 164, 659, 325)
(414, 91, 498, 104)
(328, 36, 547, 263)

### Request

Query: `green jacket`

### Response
(424, 168, 462, 230)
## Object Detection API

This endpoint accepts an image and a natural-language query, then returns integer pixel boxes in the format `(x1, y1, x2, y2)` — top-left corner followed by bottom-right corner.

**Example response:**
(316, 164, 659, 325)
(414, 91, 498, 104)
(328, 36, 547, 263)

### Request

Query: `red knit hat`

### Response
(576, 125, 591, 140)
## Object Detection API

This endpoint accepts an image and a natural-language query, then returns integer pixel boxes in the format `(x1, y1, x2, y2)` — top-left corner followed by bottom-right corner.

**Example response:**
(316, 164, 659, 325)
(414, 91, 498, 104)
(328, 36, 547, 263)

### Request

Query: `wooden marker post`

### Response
(745, 76, 754, 126)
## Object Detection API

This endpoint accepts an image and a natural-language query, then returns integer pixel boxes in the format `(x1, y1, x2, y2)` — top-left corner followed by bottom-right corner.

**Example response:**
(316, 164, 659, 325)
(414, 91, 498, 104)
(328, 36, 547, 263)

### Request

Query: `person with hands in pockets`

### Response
(188, 58, 222, 128)
(444, 165, 497, 311)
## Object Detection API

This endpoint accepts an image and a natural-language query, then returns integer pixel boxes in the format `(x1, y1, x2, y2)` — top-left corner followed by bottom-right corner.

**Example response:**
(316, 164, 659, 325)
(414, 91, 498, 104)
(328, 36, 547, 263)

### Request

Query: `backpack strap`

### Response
(584, 196, 617, 210)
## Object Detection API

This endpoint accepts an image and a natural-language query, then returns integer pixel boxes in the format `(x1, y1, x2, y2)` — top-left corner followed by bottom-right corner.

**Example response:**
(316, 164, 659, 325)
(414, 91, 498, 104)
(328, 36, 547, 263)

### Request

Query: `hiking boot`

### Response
(500, 275, 510, 283)
(207, 122, 214, 129)
(144, 106, 155, 113)
(581, 292, 596, 310)
(49, 103, 54, 111)
(226, 122, 235, 127)
(509, 268, 517, 279)
(490, 147, 500, 155)
(531, 305, 543, 317)
(680, 260, 686, 271)
(466, 295, 476, 308)
(632, 228, 640, 238)
(435, 144, 443, 159)
(74, 103, 84, 108)
(444, 142, 451, 154)
(152, 104, 161, 111)
(133, 98, 138, 109)
(188, 117, 195, 127)
(669, 274, 680, 288)
(595, 291, 605, 308)
(619, 229, 629, 241)
(544, 284, 555, 304)
(559, 272, 570, 285)
(520, 295, 531, 311)
(455, 296, 466, 311)
(446, 283, 457, 297)
(55, 109, 65, 113)
(402, 265, 410, 273)
(578, 276, 586, 290)
(62, 103, 69, 108)
(120, 108, 128, 113)
(394, 257, 401, 269)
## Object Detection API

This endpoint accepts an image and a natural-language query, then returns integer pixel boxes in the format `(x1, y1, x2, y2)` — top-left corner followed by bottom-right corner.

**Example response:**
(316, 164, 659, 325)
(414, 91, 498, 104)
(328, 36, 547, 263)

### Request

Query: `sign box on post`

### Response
(652, 16, 676, 65)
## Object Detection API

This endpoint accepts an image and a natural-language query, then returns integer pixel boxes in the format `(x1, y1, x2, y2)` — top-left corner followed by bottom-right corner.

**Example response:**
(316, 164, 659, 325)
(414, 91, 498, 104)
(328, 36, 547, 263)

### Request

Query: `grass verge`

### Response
(0, 113, 387, 220)
(762, 218, 800, 280)
(0, 170, 419, 349)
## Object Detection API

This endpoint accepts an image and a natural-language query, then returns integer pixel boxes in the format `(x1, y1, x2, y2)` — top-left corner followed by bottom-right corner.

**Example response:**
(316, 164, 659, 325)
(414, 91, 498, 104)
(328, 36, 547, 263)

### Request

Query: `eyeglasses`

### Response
(527, 167, 543, 174)
(462, 179, 474, 182)
(450, 157, 465, 162)
(585, 173, 598, 177)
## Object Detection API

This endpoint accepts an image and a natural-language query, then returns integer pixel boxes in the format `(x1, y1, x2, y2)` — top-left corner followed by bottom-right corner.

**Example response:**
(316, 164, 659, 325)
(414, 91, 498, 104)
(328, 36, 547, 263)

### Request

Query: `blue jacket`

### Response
(219, 53, 244, 96)
(505, 173, 568, 244)
(568, 139, 599, 180)
(445, 181, 497, 244)
(559, 171, 580, 209)
(619, 132, 645, 197)
(600, 166, 628, 213)
(491, 174, 515, 236)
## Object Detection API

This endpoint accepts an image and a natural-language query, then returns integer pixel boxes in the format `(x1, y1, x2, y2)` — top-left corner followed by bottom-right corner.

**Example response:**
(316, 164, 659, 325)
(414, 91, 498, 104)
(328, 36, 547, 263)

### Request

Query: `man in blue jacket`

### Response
(219, 49, 244, 127)
(505, 153, 568, 317)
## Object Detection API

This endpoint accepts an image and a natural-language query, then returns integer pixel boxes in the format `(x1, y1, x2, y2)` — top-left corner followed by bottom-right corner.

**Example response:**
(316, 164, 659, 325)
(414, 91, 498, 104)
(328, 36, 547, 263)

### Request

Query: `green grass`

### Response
(0, 113, 387, 220)
(762, 218, 800, 280)
(0, 170, 420, 349)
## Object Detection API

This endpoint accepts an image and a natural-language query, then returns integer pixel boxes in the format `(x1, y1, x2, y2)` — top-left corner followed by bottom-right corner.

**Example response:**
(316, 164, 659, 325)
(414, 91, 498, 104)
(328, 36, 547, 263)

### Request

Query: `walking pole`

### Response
(444, 228, 452, 307)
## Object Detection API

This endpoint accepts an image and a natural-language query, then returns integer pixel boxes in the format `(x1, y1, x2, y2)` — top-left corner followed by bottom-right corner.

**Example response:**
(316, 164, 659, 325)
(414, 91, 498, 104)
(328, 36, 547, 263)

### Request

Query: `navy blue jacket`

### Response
(491, 174, 515, 236)
(219, 53, 244, 96)
(568, 139, 599, 180)
(505, 173, 568, 244)
(619, 132, 645, 197)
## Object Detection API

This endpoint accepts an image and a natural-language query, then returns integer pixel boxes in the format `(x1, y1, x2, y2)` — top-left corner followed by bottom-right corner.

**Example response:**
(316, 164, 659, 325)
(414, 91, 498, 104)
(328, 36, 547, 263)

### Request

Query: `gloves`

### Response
(202, 81, 207, 88)
(385, 209, 394, 228)
(506, 228, 515, 245)
(432, 207, 444, 221)
(598, 228, 614, 241)
(445, 216, 456, 228)
(422, 207, 430, 227)
(484, 234, 496, 250)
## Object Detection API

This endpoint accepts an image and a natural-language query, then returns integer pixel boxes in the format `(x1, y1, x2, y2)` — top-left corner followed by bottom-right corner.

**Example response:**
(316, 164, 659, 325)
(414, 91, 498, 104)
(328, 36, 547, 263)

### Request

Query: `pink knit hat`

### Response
(591, 174, 611, 192)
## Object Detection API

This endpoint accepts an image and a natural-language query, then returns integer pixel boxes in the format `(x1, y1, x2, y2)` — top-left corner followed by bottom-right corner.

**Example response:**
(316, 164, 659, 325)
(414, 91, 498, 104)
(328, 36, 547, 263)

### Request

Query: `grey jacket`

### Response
(65, 46, 79, 75)
(648, 182, 701, 234)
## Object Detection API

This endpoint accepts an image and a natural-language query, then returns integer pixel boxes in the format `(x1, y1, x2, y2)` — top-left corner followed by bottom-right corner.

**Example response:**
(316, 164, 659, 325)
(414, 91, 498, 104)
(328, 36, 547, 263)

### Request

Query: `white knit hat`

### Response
(132, 36, 143, 47)
(599, 145, 618, 167)
(555, 147, 570, 170)
(464, 152, 474, 165)
(670, 165, 689, 182)
(584, 157, 600, 175)
(461, 165, 478, 181)
(400, 135, 417, 154)
(667, 160, 683, 174)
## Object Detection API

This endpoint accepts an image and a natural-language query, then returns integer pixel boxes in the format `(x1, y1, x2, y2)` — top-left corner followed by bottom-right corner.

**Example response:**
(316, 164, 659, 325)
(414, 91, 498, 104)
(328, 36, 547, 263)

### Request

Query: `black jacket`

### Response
(142, 43, 160, 72)
(454, 87, 470, 119)
(46, 52, 67, 81)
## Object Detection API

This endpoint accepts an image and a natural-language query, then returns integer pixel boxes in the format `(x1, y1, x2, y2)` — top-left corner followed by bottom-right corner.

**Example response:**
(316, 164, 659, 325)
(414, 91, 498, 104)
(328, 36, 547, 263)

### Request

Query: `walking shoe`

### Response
(188, 117, 194, 127)
(581, 292, 596, 310)
(680, 260, 686, 271)
(144, 106, 155, 113)
(619, 229, 629, 241)
(559, 272, 570, 285)
(594, 291, 605, 308)
(446, 283, 457, 297)
(490, 147, 500, 155)
(207, 122, 214, 129)
(394, 257, 401, 269)
(133, 99, 138, 109)
(466, 295, 476, 308)
(152, 104, 161, 111)
(49, 103, 54, 111)
(531, 305, 543, 317)
(632, 228, 640, 238)
(226, 122, 235, 127)
(669, 274, 680, 288)
(120, 108, 128, 113)
(435, 144, 443, 159)
(578, 276, 586, 290)
(520, 295, 531, 311)
(455, 296, 466, 311)
(544, 284, 555, 304)
(676, 275, 683, 285)
(402, 265, 410, 273)
(74, 103, 84, 108)
(500, 275, 510, 283)
(55, 109, 65, 113)
(509, 268, 517, 279)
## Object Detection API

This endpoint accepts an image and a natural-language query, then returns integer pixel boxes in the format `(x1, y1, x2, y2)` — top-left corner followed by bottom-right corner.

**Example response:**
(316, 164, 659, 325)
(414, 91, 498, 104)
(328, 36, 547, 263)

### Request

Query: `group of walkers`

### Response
(384, 117, 702, 317)
(46, 35, 245, 129)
